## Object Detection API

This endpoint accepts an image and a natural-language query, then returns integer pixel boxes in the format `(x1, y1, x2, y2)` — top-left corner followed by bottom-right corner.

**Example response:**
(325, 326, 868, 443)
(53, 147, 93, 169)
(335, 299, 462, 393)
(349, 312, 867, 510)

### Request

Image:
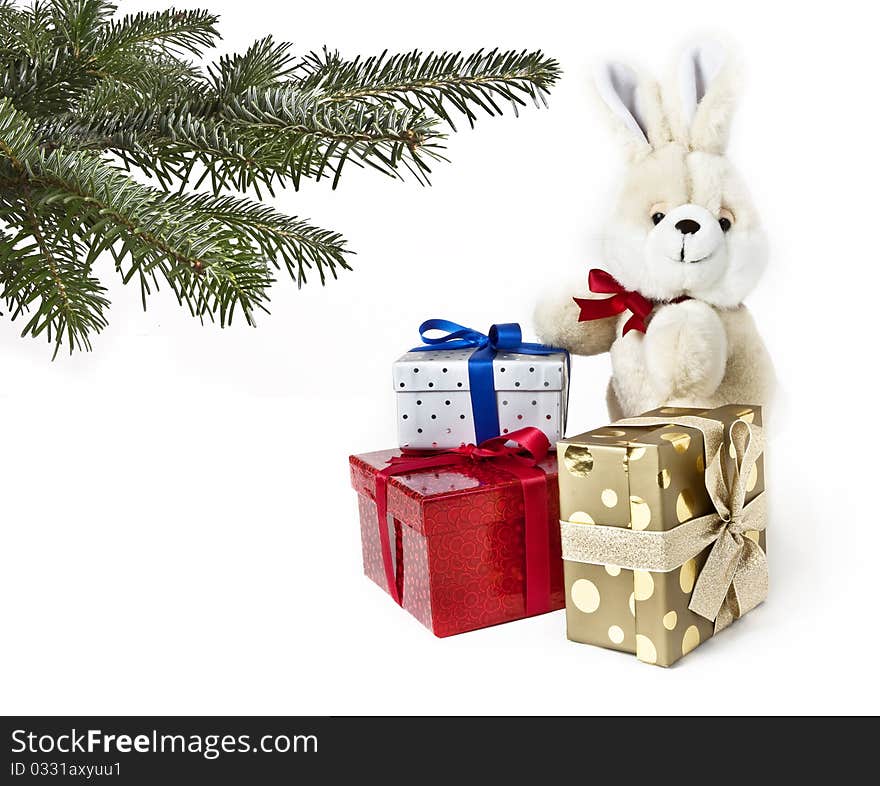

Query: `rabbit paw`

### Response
(643, 300, 727, 401)
(534, 284, 617, 357)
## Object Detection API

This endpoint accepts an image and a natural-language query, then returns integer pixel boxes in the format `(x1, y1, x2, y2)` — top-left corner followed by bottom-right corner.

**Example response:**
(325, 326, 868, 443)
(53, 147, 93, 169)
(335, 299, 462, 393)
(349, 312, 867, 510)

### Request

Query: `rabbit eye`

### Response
(719, 208, 734, 232)
(649, 203, 668, 226)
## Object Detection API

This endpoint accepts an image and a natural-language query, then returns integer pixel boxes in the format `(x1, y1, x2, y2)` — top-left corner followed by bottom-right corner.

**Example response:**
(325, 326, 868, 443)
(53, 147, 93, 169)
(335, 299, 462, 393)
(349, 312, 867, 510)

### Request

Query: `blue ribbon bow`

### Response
(411, 319, 567, 443)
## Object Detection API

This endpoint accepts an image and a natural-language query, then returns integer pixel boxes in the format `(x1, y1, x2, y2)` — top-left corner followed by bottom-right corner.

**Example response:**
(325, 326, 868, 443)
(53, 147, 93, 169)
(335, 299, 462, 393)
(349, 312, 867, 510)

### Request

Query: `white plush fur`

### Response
(535, 42, 775, 419)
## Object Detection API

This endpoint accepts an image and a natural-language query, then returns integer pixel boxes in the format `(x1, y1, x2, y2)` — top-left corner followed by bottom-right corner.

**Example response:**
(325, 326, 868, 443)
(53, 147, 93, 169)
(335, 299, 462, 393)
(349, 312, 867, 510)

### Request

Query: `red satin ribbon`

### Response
(573, 268, 655, 335)
(374, 427, 553, 616)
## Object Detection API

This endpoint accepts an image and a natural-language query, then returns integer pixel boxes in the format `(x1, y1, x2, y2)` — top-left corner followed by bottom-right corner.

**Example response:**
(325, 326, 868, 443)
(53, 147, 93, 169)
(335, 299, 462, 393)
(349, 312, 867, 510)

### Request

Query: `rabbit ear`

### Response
(594, 62, 668, 159)
(674, 41, 739, 153)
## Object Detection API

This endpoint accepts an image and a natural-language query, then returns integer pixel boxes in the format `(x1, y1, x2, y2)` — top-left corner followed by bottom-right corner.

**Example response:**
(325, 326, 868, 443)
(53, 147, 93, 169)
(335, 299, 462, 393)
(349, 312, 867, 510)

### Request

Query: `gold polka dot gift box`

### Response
(558, 405, 766, 667)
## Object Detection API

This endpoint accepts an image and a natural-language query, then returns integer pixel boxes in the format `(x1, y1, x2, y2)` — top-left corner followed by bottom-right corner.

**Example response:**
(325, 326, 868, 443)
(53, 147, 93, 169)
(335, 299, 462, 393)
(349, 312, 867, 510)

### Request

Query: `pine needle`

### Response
(0, 0, 560, 354)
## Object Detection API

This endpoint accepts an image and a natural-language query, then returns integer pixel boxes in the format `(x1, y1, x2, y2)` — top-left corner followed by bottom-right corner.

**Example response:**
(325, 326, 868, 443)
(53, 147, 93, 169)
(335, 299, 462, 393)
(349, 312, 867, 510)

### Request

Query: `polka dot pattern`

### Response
(571, 579, 601, 613)
(563, 561, 635, 653)
(676, 489, 696, 523)
(630, 496, 652, 530)
(679, 558, 697, 594)
(393, 349, 567, 449)
(563, 445, 594, 477)
(558, 404, 766, 665)
(601, 488, 618, 508)
(636, 634, 658, 664)
(633, 570, 654, 601)
(661, 432, 691, 453)
(682, 625, 701, 655)
(558, 429, 634, 530)
(608, 625, 625, 644)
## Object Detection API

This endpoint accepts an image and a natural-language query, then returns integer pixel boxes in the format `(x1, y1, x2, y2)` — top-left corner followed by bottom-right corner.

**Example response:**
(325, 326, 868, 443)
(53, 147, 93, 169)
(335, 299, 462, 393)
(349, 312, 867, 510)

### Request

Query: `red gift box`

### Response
(349, 431, 565, 636)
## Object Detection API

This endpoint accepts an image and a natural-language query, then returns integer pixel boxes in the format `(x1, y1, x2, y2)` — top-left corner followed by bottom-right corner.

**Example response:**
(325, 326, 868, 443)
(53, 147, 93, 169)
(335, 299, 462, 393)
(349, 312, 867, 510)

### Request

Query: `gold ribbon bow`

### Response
(561, 414, 768, 633)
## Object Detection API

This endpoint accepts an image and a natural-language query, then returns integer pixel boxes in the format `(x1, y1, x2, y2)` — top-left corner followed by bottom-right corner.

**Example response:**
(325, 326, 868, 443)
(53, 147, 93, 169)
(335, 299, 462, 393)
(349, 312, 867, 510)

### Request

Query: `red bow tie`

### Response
(573, 269, 655, 335)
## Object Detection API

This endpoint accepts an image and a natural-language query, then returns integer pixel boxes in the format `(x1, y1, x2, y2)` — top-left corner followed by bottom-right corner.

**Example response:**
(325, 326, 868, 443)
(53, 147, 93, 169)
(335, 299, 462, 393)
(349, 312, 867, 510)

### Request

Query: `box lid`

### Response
(557, 404, 762, 533)
(393, 349, 567, 393)
(350, 449, 559, 537)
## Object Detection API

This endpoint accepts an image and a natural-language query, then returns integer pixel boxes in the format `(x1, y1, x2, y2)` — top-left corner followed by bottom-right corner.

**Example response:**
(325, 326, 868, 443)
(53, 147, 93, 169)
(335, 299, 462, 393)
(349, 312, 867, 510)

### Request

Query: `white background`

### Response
(2, 0, 877, 715)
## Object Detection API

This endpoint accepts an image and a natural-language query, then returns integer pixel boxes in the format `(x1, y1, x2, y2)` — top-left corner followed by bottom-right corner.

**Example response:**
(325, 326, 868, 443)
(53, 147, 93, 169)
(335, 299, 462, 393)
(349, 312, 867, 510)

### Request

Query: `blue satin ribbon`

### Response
(411, 319, 568, 444)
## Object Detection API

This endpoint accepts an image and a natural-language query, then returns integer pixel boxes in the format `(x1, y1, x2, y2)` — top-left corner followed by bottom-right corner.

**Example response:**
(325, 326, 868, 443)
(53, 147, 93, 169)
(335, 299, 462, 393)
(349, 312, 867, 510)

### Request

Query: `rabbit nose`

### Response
(675, 219, 701, 235)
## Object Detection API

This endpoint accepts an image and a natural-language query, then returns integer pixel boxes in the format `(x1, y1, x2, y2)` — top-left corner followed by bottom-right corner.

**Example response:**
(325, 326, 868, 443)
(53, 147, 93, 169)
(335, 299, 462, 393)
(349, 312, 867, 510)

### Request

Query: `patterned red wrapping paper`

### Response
(349, 449, 564, 636)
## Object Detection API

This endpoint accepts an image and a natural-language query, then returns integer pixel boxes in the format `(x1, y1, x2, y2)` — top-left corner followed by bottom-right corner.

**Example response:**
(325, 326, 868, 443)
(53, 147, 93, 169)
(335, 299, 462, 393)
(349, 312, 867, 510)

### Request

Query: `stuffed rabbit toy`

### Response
(535, 42, 775, 420)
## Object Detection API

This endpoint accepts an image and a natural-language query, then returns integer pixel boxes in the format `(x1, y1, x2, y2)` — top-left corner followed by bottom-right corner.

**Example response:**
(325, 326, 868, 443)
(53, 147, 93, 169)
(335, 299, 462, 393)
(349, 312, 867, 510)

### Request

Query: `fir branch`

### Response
(59, 87, 445, 191)
(1, 195, 110, 355)
(33, 150, 277, 325)
(180, 193, 351, 285)
(0, 220, 32, 320)
(0, 0, 53, 59)
(91, 7, 220, 62)
(2, 100, 277, 327)
(0, 1, 22, 52)
(301, 48, 561, 130)
(208, 36, 297, 98)
(19, 148, 351, 318)
(0, 96, 40, 167)
(218, 88, 445, 186)
(0, 46, 96, 117)
(81, 47, 204, 93)
(0, 1, 560, 353)
(16, 185, 110, 354)
(49, 0, 117, 56)
(1, 96, 109, 352)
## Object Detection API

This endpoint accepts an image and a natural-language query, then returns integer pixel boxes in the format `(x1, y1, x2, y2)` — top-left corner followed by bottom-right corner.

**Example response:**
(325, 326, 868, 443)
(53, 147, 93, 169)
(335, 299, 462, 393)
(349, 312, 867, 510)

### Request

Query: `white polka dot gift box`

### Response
(394, 319, 569, 450)
(557, 404, 767, 667)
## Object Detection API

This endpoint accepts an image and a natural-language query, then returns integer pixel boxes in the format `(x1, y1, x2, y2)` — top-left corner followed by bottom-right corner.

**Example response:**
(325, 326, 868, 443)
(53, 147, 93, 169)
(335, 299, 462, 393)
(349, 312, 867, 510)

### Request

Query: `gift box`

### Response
(394, 319, 568, 449)
(557, 405, 767, 666)
(349, 428, 565, 636)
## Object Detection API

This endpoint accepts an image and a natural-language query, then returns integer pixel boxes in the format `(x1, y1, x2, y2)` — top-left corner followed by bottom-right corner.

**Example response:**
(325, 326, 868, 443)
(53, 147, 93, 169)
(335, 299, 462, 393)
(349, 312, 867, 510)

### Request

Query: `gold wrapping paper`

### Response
(558, 405, 766, 667)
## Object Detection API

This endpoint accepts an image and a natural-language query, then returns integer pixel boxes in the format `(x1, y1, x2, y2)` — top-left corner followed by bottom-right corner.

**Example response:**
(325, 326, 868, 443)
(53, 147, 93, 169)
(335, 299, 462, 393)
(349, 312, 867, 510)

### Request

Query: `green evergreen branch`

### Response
(57, 87, 445, 191)
(180, 193, 351, 285)
(33, 151, 277, 325)
(91, 7, 220, 61)
(0, 0, 53, 58)
(0, 45, 96, 117)
(1, 194, 110, 355)
(301, 48, 561, 130)
(0, 96, 40, 165)
(19, 184, 110, 355)
(218, 89, 445, 186)
(0, 222, 29, 319)
(208, 36, 297, 97)
(49, 1, 117, 56)
(0, 0, 560, 354)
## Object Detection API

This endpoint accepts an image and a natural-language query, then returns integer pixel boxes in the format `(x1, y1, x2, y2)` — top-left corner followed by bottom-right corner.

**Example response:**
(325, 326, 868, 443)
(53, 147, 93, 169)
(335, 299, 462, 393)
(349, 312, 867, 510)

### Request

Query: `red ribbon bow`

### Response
(374, 427, 553, 616)
(573, 268, 655, 335)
